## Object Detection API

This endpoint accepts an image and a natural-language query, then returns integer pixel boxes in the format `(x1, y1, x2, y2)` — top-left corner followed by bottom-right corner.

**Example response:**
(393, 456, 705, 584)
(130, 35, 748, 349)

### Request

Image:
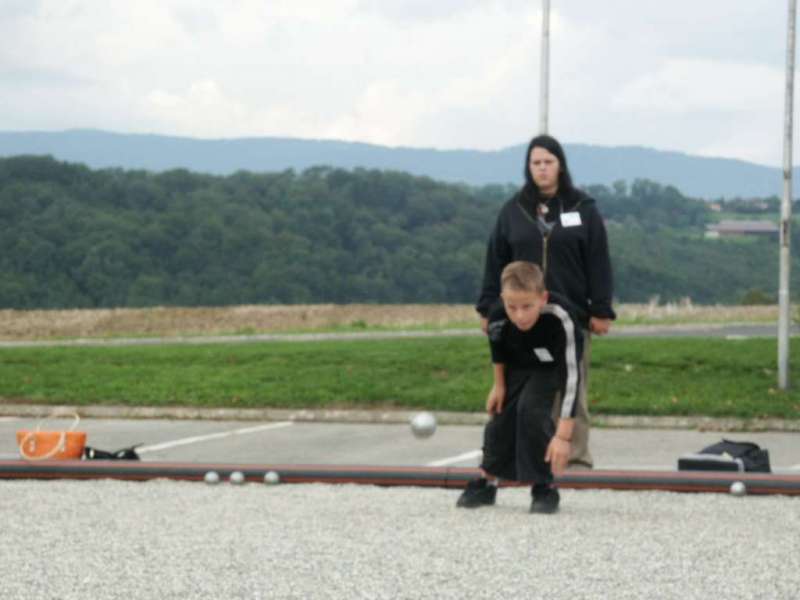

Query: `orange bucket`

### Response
(17, 430, 87, 460)
(16, 413, 86, 461)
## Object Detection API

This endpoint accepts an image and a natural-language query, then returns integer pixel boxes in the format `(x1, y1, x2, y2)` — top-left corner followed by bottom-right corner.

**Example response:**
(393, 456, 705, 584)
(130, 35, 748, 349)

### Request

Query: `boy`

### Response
(457, 261, 582, 513)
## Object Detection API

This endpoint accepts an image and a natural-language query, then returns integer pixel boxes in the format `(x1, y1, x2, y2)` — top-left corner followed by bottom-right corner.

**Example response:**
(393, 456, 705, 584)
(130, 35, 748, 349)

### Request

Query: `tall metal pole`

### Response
(779, 0, 797, 390)
(539, 0, 550, 134)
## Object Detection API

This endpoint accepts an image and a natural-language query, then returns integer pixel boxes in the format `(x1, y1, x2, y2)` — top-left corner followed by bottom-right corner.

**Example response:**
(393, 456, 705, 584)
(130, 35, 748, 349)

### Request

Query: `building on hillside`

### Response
(705, 220, 779, 239)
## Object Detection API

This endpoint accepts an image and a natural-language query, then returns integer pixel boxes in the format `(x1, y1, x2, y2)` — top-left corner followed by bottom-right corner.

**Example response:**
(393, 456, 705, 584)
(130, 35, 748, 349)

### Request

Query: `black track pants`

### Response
(480, 368, 559, 485)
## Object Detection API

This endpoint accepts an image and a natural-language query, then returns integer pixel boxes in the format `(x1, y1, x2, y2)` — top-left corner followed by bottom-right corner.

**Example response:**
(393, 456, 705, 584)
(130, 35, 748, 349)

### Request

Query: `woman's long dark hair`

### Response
(523, 134, 574, 197)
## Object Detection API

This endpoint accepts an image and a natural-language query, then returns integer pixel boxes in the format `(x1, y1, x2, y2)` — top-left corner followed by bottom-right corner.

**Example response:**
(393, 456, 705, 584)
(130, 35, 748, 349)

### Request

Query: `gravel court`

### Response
(1, 479, 798, 599)
(2, 417, 799, 598)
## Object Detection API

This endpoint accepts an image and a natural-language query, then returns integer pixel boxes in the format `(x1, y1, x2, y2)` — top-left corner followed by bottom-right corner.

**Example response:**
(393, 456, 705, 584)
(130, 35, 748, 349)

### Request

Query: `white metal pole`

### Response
(539, 0, 550, 134)
(779, 0, 796, 390)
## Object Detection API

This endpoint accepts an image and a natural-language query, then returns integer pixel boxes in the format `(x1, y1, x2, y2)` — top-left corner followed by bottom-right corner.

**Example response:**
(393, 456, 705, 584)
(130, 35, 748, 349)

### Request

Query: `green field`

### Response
(1, 336, 799, 420)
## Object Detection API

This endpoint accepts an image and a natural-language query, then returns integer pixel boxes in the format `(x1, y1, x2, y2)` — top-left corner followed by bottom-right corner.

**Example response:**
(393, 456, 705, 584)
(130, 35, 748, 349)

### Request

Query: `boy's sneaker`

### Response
(456, 478, 497, 508)
(530, 486, 560, 514)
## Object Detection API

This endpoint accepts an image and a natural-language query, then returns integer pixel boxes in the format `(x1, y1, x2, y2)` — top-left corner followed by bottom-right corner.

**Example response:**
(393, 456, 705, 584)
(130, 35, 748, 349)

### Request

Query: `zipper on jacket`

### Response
(542, 234, 549, 276)
(516, 197, 553, 276)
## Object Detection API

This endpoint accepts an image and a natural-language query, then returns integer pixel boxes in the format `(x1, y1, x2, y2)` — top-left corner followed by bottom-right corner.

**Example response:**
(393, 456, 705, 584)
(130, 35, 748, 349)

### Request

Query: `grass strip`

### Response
(0, 337, 799, 420)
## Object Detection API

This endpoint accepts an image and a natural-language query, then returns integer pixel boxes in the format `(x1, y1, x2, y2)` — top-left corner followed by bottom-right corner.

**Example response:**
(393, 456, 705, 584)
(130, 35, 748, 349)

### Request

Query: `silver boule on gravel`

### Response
(264, 470, 280, 485)
(729, 481, 746, 497)
(410, 411, 437, 439)
(204, 471, 220, 485)
(229, 471, 246, 485)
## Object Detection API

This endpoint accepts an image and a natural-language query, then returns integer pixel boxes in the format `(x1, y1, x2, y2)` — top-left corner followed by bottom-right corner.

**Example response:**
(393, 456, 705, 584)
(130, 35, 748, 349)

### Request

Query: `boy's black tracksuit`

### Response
(481, 293, 583, 486)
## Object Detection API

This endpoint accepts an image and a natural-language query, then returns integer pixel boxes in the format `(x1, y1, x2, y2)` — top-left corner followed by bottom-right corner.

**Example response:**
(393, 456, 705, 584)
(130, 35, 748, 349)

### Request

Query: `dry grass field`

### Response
(617, 301, 779, 325)
(0, 301, 782, 341)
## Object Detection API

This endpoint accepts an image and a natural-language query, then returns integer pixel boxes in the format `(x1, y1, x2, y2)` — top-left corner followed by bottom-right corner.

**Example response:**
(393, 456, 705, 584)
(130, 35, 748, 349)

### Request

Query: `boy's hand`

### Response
(545, 437, 571, 475)
(486, 384, 505, 415)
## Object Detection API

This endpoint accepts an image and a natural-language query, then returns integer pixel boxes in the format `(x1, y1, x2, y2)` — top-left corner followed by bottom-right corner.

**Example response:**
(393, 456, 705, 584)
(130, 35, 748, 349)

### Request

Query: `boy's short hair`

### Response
(501, 261, 546, 294)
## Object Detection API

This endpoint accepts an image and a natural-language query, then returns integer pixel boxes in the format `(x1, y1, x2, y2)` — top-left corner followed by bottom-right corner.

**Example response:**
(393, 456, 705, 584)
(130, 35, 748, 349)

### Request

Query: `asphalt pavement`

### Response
(2, 414, 798, 473)
(0, 322, 793, 348)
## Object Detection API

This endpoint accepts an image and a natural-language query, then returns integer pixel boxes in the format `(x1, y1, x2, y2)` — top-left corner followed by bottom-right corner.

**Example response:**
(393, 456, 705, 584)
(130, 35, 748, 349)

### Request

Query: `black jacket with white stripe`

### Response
(487, 293, 583, 419)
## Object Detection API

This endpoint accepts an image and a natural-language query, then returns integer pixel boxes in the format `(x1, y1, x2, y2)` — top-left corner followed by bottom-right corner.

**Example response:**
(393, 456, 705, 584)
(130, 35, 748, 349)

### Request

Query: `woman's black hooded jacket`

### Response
(476, 185, 616, 328)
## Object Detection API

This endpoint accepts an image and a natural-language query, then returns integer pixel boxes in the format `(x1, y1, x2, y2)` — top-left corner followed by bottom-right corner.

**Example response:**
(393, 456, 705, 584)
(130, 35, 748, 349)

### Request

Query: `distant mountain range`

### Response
(0, 129, 791, 199)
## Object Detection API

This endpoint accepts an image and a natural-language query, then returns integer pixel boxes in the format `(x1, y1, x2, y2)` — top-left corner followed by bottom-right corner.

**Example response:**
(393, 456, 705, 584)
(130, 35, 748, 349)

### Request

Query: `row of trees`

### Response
(0, 155, 795, 309)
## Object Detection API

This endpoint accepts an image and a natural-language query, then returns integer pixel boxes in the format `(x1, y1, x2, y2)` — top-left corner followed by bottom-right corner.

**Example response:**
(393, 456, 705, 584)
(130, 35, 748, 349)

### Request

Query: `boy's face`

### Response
(501, 288, 548, 332)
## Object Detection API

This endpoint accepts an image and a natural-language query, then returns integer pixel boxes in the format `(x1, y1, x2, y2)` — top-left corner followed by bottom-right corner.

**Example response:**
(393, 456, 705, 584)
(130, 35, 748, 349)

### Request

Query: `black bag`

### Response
(83, 444, 141, 460)
(678, 439, 771, 473)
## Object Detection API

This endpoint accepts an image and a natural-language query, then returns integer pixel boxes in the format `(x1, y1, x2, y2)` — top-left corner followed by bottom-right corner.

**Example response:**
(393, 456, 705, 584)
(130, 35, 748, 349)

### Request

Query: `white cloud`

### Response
(356, 0, 488, 23)
(613, 59, 784, 114)
(0, 0, 797, 165)
(696, 129, 785, 166)
(143, 79, 319, 139)
(302, 2, 545, 148)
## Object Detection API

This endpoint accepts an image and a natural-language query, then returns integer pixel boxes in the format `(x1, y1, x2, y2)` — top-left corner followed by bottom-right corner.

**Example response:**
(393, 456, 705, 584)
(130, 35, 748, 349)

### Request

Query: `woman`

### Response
(476, 134, 615, 469)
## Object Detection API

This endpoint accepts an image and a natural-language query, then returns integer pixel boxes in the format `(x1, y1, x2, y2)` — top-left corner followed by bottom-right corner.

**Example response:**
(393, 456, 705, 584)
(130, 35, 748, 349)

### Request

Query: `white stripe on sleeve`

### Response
(541, 303, 579, 418)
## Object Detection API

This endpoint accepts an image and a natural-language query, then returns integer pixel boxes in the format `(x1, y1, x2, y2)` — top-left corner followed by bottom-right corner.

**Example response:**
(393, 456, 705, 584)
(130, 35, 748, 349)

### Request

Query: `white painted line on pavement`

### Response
(426, 449, 481, 467)
(425, 456, 680, 470)
(596, 464, 673, 471)
(137, 421, 294, 454)
(0, 417, 19, 422)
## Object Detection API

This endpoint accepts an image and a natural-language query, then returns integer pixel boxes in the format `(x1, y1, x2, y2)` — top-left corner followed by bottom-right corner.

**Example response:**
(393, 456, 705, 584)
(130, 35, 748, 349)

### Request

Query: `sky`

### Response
(0, 0, 796, 166)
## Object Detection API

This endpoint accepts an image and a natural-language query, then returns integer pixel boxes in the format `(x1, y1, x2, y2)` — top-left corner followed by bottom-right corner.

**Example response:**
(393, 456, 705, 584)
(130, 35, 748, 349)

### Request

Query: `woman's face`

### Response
(528, 146, 560, 195)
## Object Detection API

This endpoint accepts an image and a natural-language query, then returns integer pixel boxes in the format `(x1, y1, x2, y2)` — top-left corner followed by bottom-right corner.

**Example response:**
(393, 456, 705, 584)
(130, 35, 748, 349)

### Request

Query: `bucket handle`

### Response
(18, 411, 81, 461)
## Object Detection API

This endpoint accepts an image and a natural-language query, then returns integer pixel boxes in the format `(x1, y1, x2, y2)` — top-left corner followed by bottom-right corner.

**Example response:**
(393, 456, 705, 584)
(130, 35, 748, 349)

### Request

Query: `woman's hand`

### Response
(589, 317, 611, 335)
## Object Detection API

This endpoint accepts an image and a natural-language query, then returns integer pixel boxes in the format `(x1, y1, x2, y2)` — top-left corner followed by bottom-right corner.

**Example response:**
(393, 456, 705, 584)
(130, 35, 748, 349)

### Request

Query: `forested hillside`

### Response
(0, 155, 794, 309)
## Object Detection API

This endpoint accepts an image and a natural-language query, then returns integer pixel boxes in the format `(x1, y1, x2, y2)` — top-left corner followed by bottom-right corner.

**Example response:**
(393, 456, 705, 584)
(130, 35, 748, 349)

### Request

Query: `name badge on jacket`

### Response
(560, 212, 582, 227)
